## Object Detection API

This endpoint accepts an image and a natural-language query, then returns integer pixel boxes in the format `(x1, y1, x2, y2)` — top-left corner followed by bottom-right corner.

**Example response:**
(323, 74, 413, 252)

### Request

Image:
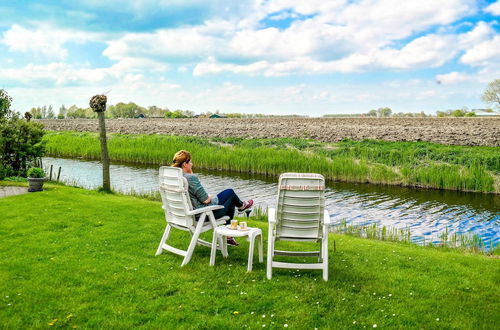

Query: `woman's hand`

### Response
(203, 195, 212, 204)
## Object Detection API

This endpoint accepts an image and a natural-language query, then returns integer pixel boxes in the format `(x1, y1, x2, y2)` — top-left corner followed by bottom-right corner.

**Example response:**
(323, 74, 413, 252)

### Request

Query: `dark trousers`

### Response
(213, 189, 243, 222)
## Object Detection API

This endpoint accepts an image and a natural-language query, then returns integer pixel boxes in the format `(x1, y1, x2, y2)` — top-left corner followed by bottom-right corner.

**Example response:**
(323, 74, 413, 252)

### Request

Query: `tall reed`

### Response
(43, 132, 499, 193)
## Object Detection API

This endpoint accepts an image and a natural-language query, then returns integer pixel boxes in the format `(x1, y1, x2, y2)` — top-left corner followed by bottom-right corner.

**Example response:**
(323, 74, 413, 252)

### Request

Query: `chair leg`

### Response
(155, 224, 172, 256)
(258, 233, 263, 263)
(266, 226, 274, 280)
(318, 239, 323, 263)
(210, 230, 218, 266)
(247, 232, 255, 272)
(181, 219, 204, 267)
(222, 235, 228, 257)
(322, 236, 328, 281)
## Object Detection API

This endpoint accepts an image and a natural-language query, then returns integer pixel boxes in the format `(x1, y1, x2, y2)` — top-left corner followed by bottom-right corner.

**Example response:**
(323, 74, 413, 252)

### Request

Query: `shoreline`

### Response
(42, 132, 500, 194)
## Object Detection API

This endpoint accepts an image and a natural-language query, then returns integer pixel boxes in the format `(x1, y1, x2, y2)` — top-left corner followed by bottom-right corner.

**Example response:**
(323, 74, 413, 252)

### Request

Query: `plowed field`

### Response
(40, 117, 500, 147)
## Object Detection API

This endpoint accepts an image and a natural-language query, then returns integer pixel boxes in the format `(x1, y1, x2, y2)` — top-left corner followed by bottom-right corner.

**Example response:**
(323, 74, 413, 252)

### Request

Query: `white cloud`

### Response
(1, 24, 96, 60)
(436, 72, 473, 84)
(460, 35, 500, 67)
(0, 62, 114, 86)
(373, 34, 458, 69)
(99, 0, 483, 78)
(484, 0, 500, 15)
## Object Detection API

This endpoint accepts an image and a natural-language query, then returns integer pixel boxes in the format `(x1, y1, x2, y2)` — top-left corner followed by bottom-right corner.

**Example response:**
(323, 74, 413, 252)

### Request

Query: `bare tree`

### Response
(481, 79, 500, 111)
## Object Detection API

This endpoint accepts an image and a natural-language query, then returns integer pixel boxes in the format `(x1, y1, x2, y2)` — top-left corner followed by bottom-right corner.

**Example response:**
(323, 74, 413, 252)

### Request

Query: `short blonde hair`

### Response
(171, 150, 191, 168)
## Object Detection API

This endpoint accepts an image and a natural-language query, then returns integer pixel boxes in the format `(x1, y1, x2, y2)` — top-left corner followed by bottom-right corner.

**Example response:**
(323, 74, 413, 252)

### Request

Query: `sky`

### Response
(0, 0, 499, 116)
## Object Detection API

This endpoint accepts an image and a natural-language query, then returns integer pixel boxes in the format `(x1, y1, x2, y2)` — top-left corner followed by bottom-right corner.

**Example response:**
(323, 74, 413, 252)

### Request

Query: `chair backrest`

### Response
(275, 173, 325, 240)
(159, 166, 194, 228)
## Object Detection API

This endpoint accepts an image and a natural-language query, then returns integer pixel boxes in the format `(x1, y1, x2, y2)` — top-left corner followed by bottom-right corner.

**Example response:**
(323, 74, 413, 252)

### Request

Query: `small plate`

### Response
(238, 227, 249, 231)
(226, 225, 238, 230)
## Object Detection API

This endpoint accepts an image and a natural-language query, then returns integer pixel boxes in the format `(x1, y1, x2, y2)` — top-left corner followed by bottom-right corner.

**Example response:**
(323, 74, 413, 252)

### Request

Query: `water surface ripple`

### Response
(43, 157, 499, 249)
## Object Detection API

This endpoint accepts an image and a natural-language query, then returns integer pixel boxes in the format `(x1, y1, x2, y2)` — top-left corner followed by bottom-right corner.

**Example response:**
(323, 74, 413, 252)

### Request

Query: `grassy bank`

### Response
(1, 183, 499, 328)
(43, 131, 500, 193)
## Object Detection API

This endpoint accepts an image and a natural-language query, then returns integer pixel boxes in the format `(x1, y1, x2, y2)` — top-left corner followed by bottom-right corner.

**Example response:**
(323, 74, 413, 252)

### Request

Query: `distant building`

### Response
(209, 114, 226, 118)
(473, 110, 499, 117)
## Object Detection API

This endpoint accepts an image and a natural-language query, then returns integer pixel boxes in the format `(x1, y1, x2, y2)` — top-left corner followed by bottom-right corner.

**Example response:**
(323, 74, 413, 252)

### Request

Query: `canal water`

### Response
(43, 157, 499, 249)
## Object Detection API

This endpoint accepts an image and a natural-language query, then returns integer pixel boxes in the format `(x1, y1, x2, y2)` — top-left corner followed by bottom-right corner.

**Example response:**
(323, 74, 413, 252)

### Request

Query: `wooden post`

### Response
(90, 95, 110, 192)
(49, 165, 53, 181)
(57, 167, 61, 182)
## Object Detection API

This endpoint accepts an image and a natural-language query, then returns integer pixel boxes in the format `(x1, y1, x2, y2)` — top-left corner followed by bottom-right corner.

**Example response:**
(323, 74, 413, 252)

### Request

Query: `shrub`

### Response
(0, 165, 6, 180)
(0, 89, 45, 176)
(27, 167, 45, 178)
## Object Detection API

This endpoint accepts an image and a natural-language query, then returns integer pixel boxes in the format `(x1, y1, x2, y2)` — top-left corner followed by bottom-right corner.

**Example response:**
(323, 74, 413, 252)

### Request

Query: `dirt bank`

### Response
(39, 117, 500, 147)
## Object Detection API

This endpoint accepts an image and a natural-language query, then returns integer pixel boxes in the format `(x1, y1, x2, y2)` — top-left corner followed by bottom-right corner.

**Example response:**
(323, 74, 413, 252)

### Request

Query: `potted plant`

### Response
(27, 167, 46, 192)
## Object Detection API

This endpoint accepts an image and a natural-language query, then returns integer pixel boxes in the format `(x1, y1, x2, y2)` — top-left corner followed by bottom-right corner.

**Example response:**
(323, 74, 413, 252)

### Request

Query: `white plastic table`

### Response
(210, 226, 263, 272)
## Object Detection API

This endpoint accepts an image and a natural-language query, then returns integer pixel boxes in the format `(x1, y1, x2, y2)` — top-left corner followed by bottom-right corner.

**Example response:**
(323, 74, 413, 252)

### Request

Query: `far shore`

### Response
(39, 117, 500, 147)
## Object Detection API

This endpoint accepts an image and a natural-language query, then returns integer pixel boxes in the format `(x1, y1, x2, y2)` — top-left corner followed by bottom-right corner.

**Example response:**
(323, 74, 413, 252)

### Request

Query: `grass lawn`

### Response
(0, 183, 499, 329)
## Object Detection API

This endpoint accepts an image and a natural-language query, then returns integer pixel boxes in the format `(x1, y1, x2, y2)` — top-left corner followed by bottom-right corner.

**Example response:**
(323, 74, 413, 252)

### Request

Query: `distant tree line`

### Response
(26, 103, 308, 119)
(28, 103, 198, 119)
(323, 107, 498, 118)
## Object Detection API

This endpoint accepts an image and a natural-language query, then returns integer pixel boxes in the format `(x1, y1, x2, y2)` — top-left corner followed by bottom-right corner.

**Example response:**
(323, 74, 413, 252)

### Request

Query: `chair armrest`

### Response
(323, 210, 331, 225)
(187, 204, 224, 216)
(268, 208, 276, 224)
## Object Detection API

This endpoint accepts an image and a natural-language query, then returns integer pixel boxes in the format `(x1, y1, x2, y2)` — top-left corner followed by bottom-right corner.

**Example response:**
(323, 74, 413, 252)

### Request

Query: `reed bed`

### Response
(43, 131, 499, 193)
(331, 220, 498, 254)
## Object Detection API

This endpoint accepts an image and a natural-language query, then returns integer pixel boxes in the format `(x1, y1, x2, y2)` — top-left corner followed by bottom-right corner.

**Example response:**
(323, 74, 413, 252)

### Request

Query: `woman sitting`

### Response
(172, 150, 253, 245)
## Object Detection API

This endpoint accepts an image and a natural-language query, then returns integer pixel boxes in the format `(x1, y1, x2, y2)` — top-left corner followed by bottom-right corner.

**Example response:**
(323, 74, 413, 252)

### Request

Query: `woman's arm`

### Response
(187, 175, 211, 204)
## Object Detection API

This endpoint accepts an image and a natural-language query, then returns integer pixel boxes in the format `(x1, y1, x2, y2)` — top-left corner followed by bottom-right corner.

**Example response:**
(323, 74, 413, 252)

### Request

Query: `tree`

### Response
(377, 107, 392, 117)
(0, 89, 12, 120)
(367, 109, 377, 117)
(451, 109, 465, 117)
(0, 89, 45, 177)
(47, 105, 55, 119)
(58, 105, 67, 119)
(481, 79, 500, 111)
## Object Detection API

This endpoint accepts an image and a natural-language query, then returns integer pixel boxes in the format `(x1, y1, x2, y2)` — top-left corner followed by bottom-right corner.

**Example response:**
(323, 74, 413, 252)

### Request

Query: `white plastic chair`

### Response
(267, 173, 330, 281)
(156, 166, 229, 266)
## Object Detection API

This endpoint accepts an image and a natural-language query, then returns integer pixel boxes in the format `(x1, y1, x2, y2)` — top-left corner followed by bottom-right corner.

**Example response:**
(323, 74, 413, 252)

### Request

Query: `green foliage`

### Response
(451, 109, 466, 117)
(66, 105, 95, 119)
(43, 132, 499, 193)
(0, 184, 498, 328)
(0, 90, 46, 176)
(108, 102, 146, 118)
(27, 167, 45, 178)
(0, 88, 13, 119)
(377, 107, 392, 117)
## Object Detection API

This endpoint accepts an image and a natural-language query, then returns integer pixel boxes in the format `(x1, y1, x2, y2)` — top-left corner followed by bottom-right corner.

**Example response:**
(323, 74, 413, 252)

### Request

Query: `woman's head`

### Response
(171, 150, 191, 169)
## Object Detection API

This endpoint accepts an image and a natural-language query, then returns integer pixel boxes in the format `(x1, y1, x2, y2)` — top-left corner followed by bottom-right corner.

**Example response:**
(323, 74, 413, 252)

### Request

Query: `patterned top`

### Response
(183, 173, 218, 209)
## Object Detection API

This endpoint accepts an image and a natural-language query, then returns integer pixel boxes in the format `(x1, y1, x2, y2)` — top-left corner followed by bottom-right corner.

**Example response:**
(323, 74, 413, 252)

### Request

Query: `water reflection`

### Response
(43, 157, 499, 249)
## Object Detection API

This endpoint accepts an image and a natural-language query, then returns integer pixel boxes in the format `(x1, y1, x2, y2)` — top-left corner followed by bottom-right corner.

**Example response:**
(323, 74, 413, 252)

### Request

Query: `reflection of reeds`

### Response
(332, 220, 412, 244)
(332, 220, 495, 253)
(43, 132, 498, 193)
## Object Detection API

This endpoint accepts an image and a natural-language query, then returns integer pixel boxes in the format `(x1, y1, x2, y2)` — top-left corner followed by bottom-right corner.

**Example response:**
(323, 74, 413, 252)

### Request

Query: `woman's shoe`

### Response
(238, 199, 254, 211)
(227, 237, 239, 246)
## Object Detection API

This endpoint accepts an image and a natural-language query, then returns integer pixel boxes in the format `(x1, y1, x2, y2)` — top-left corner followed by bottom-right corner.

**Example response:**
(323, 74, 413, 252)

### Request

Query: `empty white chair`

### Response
(156, 166, 229, 266)
(267, 173, 330, 281)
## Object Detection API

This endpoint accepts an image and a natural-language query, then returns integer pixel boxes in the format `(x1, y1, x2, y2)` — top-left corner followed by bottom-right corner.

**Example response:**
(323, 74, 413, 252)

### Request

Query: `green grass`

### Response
(42, 131, 500, 193)
(1, 183, 499, 328)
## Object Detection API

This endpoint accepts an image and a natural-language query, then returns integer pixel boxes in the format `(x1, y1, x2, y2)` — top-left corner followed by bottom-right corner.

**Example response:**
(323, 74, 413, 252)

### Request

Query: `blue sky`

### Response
(1, 0, 499, 116)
